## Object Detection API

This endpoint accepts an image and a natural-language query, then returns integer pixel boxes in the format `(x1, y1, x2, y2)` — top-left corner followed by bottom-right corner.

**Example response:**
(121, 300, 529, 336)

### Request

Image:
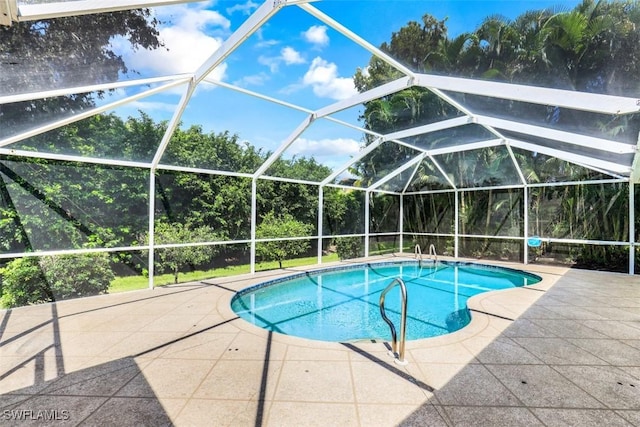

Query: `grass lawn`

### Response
(109, 253, 341, 293)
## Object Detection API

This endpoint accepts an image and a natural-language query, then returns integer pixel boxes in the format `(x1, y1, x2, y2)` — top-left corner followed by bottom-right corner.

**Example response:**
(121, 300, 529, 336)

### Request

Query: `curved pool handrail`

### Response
(379, 277, 408, 365)
(415, 244, 423, 268)
(428, 244, 438, 266)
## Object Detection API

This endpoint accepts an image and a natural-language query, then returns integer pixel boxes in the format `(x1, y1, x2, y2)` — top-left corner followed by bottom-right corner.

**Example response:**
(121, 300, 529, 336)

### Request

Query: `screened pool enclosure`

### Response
(1, 0, 639, 307)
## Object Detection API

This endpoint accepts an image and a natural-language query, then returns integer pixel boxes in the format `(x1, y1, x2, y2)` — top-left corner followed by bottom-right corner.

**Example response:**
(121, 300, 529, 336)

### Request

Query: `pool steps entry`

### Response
(414, 244, 423, 267)
(415, 244, 438, 268)
(379, 278, 408, 365)
(428, 244, 438, 265)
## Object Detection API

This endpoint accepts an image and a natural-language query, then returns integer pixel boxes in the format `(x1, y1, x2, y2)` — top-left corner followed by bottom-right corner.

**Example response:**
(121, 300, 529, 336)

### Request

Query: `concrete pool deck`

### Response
(1, 255, 639, 426)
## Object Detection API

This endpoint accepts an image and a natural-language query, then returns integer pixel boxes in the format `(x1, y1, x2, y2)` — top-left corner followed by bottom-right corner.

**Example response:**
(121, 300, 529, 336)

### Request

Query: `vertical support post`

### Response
(523, 185, 529, 265)
(365, 190, 370, 257)
(399, 194, 404, 254)
(630, 181, 635, 275)
(147, 169, 156, 289)
(318, 186, 324, 264)
(454, 189, 459, 258)
(250, 178, 257, 274)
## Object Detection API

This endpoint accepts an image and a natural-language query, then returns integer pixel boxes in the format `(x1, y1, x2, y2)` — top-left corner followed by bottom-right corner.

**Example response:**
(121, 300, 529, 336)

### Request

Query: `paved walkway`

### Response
(1, 257, 639, 426)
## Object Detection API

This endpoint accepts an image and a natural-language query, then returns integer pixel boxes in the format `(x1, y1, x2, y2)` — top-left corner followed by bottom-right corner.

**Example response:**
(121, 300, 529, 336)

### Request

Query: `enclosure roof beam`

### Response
(415, 73, 640, 115)
(194, 0, 289, 84)
(320, 137, 383, 186)
(505, 143, 528, 186)
(0, 79, 187, 148)
(402, 159, 423, 193)
(315, 77, 413, 119)
(382, 116, 472, 142)
(253, 114, 316, 178)
(204, 78, 385, 144)
(151, 80, 196, 168)
(475, 115, 636, 154)
(428, 139, 503, 156)
(11, 0, 199, 23)
(204, 79, 314, 115)
(0, 147, 153, 169)
(428, 155, 457, 190)
(630, 132, 640, 183)
(0, 74, 191, 106)
(298, 3, 417, 80)
(368, 153, 426, 191)
(392, 136, 503, 157)
(508, 138, 632, 175)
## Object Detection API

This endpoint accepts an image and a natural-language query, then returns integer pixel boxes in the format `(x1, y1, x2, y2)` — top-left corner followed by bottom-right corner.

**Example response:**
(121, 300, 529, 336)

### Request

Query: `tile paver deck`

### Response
(1, 256, 639, 426)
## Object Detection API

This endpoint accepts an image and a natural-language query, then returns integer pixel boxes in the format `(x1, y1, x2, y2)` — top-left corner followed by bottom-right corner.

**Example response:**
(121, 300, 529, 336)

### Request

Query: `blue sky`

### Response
(113, 0, 582, 170)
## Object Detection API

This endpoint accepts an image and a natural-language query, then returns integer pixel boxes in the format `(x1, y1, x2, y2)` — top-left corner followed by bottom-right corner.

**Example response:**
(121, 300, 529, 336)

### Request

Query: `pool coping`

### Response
(214, 254, 564, 355)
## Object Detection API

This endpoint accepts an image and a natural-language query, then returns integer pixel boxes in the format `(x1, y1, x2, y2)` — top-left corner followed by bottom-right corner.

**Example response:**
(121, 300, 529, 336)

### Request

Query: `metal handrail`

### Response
(379, 278, 408, 365)
(414, 244, 423, 267)
(428, 244, 438, 265)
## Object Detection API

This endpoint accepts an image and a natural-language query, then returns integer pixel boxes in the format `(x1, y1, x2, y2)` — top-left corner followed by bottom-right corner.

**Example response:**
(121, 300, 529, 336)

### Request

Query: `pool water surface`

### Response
(231, 261, 541, 342)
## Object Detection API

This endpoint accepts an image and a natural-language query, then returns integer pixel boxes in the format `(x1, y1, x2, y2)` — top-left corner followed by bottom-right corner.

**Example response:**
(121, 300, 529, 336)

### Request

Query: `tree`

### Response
(322, 187, 365, 236)
(0, 11, 162, 96)
(255, 211, 313, 269)
(353, 1, 640, 268)
(0, 9, 163, 145)
(146, 222, 220, 284)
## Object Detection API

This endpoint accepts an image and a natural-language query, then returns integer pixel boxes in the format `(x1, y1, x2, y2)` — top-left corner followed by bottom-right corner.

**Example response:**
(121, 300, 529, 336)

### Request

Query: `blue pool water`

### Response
(231, 261, 541, 342)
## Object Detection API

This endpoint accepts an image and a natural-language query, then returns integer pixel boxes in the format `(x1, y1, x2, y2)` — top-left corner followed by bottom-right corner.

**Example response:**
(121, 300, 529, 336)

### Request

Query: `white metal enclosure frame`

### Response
(0, 0, 639, 292)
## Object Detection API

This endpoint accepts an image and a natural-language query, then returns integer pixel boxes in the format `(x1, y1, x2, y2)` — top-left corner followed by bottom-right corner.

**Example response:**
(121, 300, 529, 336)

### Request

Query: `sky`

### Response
(111, 0, 582, 171)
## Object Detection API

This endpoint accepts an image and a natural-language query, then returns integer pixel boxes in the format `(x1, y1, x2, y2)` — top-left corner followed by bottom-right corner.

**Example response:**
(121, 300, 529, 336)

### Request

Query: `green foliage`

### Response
(146, 222, 220, 284)
(335, 237, 363, 260)
(356, 0, 640, 270)
(0, 253, 113, 308)
(0, 257, 51, 308)
(255, 212, 313, 269)
(1, 11, 162, 125)
(0, 9, 162, 97)
(39, 253, 114, 300)
(323, 188, 365, 235)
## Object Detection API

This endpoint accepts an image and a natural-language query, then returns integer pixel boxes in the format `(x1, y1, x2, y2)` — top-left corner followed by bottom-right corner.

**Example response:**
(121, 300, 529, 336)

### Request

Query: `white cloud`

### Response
(288, 137, 361, 168)
(281, 47, 305, 65)
(116, 4, 230, 80)
(255, 39, 279, 49)
(233, 72, 271, 87)
(226, 0, 259, 15)
(173, 7, 229, 30)
(258, 55, 279, 73)
(302, 57, 357, 100)
(259, 46, 305, 72)
(303, 25, 329, 48)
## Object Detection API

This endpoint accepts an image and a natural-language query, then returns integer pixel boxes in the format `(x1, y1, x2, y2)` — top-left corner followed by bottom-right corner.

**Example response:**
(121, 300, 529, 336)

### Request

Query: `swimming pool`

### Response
(231, 261, 541, 342)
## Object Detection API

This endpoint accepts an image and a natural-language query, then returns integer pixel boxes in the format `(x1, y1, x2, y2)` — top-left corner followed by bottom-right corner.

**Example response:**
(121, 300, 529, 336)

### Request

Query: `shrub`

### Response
(39, 253, 114, 300)
(0, 253, 114, 308)
(0, 257, 52, 308)
(335, 236, 362, 260)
